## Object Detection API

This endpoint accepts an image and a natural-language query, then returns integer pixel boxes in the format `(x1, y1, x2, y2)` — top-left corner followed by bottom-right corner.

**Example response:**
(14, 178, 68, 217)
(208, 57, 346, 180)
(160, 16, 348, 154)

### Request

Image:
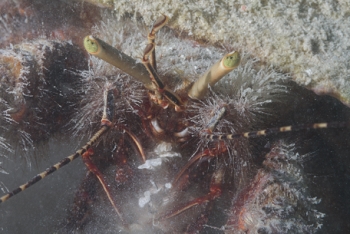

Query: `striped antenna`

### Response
(0, 125, 109, 203)
(205, 122, 349, 140)
(172, 121, 349, 188)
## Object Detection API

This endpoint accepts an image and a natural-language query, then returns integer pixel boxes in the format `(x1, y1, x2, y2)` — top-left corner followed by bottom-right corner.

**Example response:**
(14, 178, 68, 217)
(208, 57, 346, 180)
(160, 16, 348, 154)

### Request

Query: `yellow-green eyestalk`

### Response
(188, 51, 240, 100)
(84, 36, 154, 90)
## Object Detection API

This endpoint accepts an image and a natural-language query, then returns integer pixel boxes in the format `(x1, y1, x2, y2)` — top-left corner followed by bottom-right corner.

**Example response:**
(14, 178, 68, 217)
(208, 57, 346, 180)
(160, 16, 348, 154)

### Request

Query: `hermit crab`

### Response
(0, 9, 349, 234)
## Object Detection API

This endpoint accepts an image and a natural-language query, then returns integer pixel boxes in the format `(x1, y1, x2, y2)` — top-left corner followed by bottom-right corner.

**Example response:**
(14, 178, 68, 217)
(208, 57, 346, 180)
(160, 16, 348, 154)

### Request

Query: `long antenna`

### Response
(205, 122, 349, 140)
(171, 121, 349, 188)
(0, 125, 109, 203)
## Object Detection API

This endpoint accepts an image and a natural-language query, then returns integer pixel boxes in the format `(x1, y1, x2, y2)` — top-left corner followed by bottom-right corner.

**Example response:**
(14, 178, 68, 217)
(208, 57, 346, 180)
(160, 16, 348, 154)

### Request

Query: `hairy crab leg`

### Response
(0, 87, 115, 203)
(188, 51, 240, 100)
(83, 35, 154, 91)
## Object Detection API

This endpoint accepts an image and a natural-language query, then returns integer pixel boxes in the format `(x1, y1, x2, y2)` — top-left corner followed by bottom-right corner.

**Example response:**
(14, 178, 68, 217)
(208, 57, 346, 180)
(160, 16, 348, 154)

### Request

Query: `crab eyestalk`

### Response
(188, 51, 241, 100)
(83, 36, 154, 91)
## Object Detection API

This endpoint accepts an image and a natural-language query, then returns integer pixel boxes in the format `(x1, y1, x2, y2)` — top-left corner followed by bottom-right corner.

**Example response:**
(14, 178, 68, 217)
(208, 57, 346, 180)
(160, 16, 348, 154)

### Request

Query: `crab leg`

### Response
(188, 51, 240, 100)
(114, 138, 134, 186)
(172, 141, 227, 187)
(173, 106, 229, 187)
(115, 124, 146, 163)
(71, 88, 129, 225)
(83, 35, 154, 91)
(81, 148, 126, 225)
(160, 165, 224, 220)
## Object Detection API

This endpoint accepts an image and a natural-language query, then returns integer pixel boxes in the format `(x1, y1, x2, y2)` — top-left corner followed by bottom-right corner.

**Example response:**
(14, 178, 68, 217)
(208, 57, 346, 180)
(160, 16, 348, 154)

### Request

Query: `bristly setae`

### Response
(0, 7, 349, 234)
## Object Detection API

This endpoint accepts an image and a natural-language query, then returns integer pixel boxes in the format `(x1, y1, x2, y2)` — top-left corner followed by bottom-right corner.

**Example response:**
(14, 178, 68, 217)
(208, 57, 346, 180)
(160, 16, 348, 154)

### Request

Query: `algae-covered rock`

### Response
(86, 0, 350, 106)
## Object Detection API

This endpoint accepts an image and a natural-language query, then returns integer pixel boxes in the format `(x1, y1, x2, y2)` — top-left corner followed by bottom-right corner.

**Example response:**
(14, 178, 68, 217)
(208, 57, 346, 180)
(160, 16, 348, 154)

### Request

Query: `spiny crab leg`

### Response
(81, 148, 126, 226)
(172, 141, 227, 187)
(115, 124, 146, 163)
(159, 165, 224, 220)
(83, 35, 154, 91)
(188, 51, 241, 100)
(148, 14, 169, 71)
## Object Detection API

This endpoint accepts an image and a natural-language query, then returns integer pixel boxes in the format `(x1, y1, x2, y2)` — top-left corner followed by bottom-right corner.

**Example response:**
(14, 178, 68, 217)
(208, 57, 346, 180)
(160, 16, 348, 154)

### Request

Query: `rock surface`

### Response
(87, 0, 350, 106)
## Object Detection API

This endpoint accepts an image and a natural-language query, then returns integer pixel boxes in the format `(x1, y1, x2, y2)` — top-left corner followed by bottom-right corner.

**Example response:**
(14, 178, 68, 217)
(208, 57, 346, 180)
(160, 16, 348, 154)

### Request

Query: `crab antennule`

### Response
(0, 125, 109, 204)
(188, 51, 241, 100)
(148, 15, 169, 40)
(83, 36, 154, 90)
(148, 14, 169, 71)
(142, 42, 184, 109)
(142, 43, 165, 90)
(205, 122, 349, 140)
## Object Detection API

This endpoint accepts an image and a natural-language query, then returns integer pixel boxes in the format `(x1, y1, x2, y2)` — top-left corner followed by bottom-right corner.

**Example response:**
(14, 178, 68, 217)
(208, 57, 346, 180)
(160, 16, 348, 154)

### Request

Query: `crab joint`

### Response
(148, 15, 169, 42)
(83, 36, 154, 90)
(188, 51, 240, 100)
